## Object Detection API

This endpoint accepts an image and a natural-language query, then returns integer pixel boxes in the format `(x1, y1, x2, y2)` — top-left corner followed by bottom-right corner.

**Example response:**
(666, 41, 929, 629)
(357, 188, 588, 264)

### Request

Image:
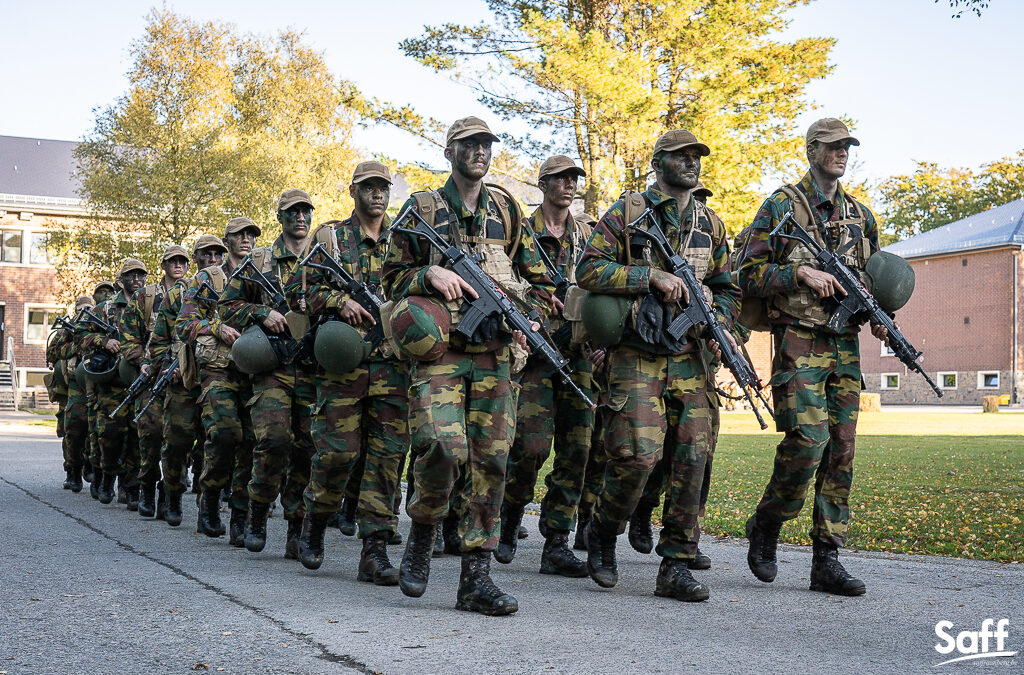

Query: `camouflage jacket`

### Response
(149, 281, 189, 365)
(47, 327, 75, 364)
(220, 236, 297, 330)
(120, 280, 174, 369)
(79, 289, 131, 353)
(177, 260, 238, 346)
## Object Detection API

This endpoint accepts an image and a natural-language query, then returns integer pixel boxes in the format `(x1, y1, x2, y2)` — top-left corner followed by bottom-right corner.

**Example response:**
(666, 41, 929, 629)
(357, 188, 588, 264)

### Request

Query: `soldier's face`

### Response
(655, 148, 702, 190)
(163, 256, 189, 281)
(446, 137, 492, 181)
(120, 271, 147, 294)
(226, 228, 257, 258)
(541, 172, 579, 209)
(278, 204, 312, 239)
(809, 140, 850, 179)
(93, 289, 113, 304)
(194, 248, 224, 270)
(350, 178, 391, 218)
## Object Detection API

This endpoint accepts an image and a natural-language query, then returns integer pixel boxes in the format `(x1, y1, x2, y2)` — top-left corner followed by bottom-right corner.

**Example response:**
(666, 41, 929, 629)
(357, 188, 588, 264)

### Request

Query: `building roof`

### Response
(0, 135, 81, 199)
(885, 197, 1024, 259)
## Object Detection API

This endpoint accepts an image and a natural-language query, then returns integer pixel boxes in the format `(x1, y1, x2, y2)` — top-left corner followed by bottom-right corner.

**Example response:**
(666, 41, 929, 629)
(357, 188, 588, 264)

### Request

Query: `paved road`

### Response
(1, 418, 1021, 674)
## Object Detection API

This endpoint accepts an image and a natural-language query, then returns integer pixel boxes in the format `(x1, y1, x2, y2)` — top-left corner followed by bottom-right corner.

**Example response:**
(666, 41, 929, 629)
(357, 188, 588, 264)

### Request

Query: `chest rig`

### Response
(193, 265, 233, 369)
(536, 211, 592, 337)
(251, 245, 309, 340)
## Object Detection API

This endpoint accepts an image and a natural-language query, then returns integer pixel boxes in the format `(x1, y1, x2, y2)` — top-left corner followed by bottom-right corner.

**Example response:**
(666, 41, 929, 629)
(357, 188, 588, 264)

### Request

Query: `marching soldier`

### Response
(84, 280, 116, 491)
(49, 295, 94, 493)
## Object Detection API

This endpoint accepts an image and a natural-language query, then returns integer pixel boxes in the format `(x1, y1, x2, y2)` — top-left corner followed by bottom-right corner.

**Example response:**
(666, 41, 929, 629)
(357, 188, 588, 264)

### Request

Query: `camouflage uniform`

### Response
(287, 214, 409, 538)
(382, 177, 554, 551)
(575, 187, 739, 563)
(48, 329, 88, 473)
(738, 171, 877, 546)
(220, 236, 316, 523)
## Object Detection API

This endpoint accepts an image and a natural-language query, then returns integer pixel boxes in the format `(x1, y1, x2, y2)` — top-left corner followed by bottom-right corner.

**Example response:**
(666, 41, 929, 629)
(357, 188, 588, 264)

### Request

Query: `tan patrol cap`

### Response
(224, 217, 262, 238)
(193, 234, 227, 254)
(806, 118, 860, 146)
(93, 280, 115, 294)
(446, 116, 500, 146)
(161, 244, 190, 262)
(119, 258, 148, 275)
(538, 155, 586, 182)
(352, 161, 392, 185)
(694, 182, 713, 198)
(653, 129, 710, 157)
(277, 189, 314, 212)
(75, 295, 94, 310)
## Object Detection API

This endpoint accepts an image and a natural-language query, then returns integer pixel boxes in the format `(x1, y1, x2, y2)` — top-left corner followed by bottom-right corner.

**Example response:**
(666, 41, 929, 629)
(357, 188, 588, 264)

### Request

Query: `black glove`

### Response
(468, 313, 501, 344)
(635, 294, 664, 346)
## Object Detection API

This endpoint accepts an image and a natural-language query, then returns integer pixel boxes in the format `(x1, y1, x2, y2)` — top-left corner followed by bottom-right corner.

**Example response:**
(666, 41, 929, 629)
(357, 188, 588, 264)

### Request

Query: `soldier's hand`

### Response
(340, 299, 375, 326)
(262, 310, 288, 334)
(426, 266, 478, 302)
(707, 330, 738, 362)
(650, 269, 689, 304)
(871, 322, 890, 345)
(796, 266, 847, 299)
(140, 363, 151, 377)
(104, 338, 120, 353)
(218, 324, 241, 346)
(588, 348, 607, 369)
(512, 321, 540, 352)
(549, 295, 564, 317)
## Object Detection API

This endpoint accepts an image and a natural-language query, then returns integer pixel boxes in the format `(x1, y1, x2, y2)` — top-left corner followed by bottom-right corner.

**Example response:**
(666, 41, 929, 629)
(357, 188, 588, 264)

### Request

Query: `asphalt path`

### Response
(1, 418, 1021, 674)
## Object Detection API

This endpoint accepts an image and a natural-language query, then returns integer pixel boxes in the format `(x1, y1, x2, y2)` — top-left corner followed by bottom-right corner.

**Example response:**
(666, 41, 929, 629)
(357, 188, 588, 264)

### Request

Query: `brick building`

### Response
(860, 198, 1024, 405)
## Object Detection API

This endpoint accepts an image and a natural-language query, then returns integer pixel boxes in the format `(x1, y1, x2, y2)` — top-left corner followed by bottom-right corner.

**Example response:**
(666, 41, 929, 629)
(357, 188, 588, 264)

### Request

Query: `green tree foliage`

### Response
(51, 9, 357, 293)
(390, 0, 833, 227)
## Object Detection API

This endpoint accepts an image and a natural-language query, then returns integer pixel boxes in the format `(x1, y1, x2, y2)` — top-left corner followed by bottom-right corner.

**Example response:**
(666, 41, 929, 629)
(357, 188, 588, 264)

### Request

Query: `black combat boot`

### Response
(745, 514, 781, 583)
(68, 466, 83, 493)
(297, 512, 330, 570)
(431, 523, 446, 557)
(90, 469, 102, 500)
(83, 459, 95, 485)
(358, 532, 400, 586)
(125, 485, 139, 512)
(197, 489, 226, 537)
(165, 490, 183, 527)
(326, 510, 341, 529)
(337, 497, 356, 536)
(245, 501, 270, 553)
(399, 521, 436, 598)
(573, 511, 590, 551)
(228, 508, 247, 548)
(627, 503, 655, 554)
(517, 525, 529, 539)
(585, 522, 618, 588)
(388, 529, 403, 546)
(63, 469, 73, 490)
(98, 472, 116, 504)
(116, 476, 128, 504)
(284, 518, 302, 559)
(689, 548, 712, 570)
(810, 541, 866, 596)
(540, 531, 588, 577)
(655, 558, 710, 602)
(442, 513, 461, 555)
(456, 551, 519, 616)
(138, 483, 156, 518)
(494, 502, 525, 564)
(155, 482, 167, 521)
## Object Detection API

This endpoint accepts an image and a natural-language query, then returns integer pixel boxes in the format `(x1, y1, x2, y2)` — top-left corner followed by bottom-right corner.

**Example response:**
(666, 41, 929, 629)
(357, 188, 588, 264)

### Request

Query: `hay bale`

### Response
(982, 395, 1001, 413)
(859, 392, 881, 412)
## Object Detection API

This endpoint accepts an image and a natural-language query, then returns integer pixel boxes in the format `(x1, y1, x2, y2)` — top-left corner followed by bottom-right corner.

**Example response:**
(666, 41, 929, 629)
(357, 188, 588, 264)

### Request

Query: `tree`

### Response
(386, 0, 833, 228)
(940, 0, 989, 18)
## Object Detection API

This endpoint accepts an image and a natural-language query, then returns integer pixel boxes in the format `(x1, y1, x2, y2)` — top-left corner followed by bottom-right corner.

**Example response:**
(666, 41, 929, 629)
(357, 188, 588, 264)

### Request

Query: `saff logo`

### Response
(934, 619, 1017, 667)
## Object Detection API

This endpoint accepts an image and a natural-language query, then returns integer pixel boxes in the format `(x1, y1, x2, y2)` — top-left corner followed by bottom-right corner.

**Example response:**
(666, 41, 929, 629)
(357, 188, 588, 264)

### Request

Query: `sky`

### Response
(1, 0, 1021, 186)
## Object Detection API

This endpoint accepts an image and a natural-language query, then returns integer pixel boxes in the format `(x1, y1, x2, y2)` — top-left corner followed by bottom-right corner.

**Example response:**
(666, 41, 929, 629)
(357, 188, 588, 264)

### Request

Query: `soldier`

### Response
(575, 129, 740, 602)
(80, 260, 147, 505)
(287, 161, 410, 584)
(496, 155, 595, 577)
(49, 295, 94, 492)
(221, 189, 317, 558)
(120, 244, 190, 517)
(178, 219, 260, 544)
(84, 281, 116, 490)
(382, 116, 554, 616)
(739, 118, 885, 597)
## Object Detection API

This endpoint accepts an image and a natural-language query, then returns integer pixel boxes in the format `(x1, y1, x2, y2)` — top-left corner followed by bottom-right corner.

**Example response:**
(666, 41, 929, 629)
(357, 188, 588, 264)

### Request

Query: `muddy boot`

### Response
(155, 482, 167, 521)
(125, 485, 139, 512)
(494, 502, 525, 564)
(197, 489, 226, 537)
(297, 512, 330, 570)
(358, 532, 400, 586)
(284, 518, 302, 559)
(165, 490, 183, 527)
(456, 551, 518, 616)
(431, 523, 446, 557)
(442, 513, 461, 555)
(745, 514, 781, 583)
(689, 548, 711, 570)
(245, 500, 270, 553)
(138, 482, 156, 518)
(399, 521, 436, 598)
(627, 503, 654, 554)
(83, 459, 94, 485)
(573, 511, 590, 552)
(655, 558, 710, 602)
(810, 541, 866, 596)
(585, 522, 618, 588)
(540, 531, 588, 577)
(68, 466, 83, 493)
(338, 497, 356, 536)
(97, 472, 116, 505)
(228, 507, 247, 548)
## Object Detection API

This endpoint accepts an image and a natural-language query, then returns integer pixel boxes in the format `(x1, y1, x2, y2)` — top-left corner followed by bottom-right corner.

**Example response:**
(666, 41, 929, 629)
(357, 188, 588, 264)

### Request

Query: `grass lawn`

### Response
(536, 411, 1024, 562)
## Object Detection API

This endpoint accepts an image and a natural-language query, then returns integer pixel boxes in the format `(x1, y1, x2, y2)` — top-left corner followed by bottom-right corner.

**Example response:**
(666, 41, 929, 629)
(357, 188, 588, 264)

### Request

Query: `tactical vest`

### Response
(250, 245, 310, 340)
(535, 209, 593, 346)
(193, 264, 233, 370)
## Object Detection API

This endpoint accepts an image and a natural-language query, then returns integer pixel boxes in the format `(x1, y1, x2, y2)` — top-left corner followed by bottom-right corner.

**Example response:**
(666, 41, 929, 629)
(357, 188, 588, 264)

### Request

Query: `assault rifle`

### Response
(233, 258, 288, 314)
(80, 308, 118, 337)
(300, 243, 386, 350)
(133, 356, 179, 422)
(196, 280, 221, 306)
(110, 368, 154, 418)
(51, 315, 79, 333)
(531, 234, 575, 349)
(770, 211, 942, 398)
(627, 208, 774, 429)
(392, 206, 595, 409)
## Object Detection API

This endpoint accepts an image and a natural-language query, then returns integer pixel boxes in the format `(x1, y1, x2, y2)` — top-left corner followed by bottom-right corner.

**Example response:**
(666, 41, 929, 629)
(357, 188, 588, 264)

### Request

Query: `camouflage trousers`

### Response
(86, 382, 101, 470)
(592, 346, 713, 561)
(756, 326, 860, 547)
(305, 356, 409, 538)
(55, 397, 67, 439)
(135, 390, 165, 487)
(198, 365, 255, 512)
(577, 360, 610, 523)
(504, 355, 594, 532)
(95, 382, 140, 488)
(160, 380, 203, 494)
(248, 363, 316, 522)
(62, 380, 89, 471)
(406, 346, 517, 552)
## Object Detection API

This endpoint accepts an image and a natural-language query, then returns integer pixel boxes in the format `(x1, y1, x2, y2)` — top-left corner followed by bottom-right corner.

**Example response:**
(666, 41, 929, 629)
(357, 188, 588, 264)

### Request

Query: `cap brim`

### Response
(196, 244, 228, 253)
(540, 167, 587, 180)
(815, 133, 860, 146)
(449, 130, 501, 144)
(351, 173, 393, 185)
(278, 198, 314, 211)
(660, 141, 711, 157)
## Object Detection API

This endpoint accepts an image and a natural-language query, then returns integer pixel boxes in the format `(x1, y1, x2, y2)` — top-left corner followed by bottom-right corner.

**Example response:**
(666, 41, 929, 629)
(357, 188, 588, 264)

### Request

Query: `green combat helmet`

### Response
(75, 359, 89, 388)
(866, 251, 915, 313)
(388, 296, 451, 361)
(231, 325, 281, 375)
(314, 320, 371, 374)
(581, 292, 632, 347)
(118, 357, 140, 387)
(83, 351, 118, 384)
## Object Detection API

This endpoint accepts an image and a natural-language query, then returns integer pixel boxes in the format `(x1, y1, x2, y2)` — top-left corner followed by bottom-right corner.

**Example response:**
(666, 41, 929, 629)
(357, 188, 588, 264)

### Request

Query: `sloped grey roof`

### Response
(885, 197, 1024, 258)
(0, 135, 81, 199)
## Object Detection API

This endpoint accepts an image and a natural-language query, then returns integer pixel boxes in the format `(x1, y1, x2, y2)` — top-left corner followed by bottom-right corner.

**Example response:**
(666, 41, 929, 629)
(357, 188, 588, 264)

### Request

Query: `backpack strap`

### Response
(621, 190, 649, 266)
(484, 183, 523, 259)
(202, 265, 228, 294)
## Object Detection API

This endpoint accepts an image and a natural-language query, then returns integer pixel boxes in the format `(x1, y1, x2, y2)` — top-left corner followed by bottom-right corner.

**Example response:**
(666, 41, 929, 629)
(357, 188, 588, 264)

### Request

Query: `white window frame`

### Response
(23, 304, 66, 345)
(880, 373, 900, 390)
(977, 371, 1000, 390)
(880, 342, 896, 357)
(937, 371, 958, 390)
